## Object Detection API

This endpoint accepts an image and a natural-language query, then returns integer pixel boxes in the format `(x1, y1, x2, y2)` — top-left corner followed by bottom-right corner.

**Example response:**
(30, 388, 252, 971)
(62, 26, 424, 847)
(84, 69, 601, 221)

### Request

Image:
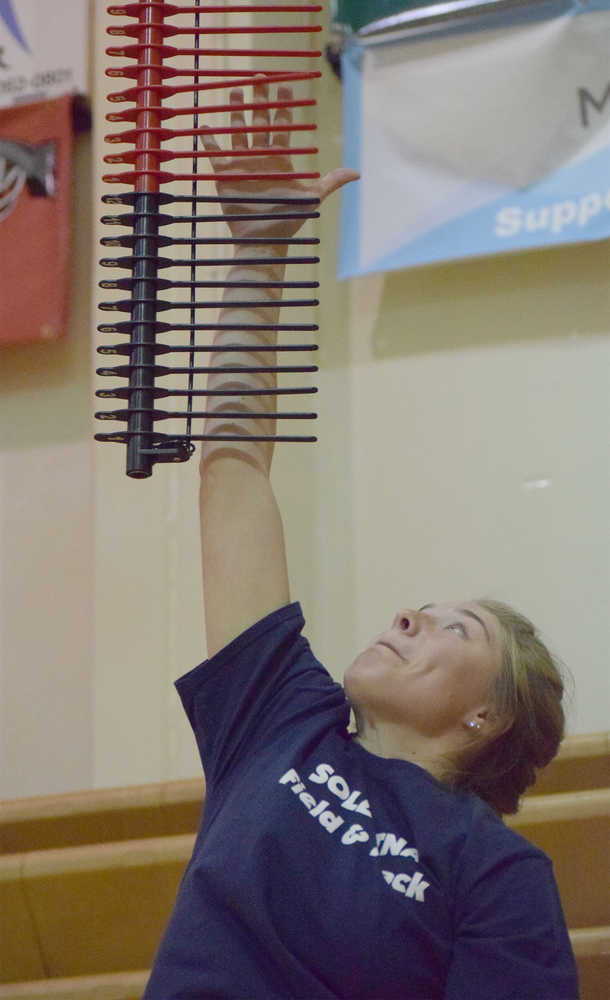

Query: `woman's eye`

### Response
(446, 622, 467, 638)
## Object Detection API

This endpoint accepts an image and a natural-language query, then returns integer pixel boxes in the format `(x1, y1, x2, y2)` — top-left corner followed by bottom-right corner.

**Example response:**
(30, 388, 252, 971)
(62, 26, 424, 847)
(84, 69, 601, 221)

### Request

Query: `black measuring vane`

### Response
(95, 1, 323, 477)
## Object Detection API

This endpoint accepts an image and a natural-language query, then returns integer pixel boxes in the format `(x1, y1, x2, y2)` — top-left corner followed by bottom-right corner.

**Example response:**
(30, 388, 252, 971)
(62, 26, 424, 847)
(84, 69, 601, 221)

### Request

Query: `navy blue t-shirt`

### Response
(144, 603, 578, 999)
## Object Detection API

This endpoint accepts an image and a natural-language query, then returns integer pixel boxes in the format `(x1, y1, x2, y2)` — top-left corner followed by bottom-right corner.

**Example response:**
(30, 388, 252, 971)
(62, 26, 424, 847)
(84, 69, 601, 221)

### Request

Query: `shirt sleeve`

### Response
(445, 850, 579, 999)
(175, 602, 348, 787)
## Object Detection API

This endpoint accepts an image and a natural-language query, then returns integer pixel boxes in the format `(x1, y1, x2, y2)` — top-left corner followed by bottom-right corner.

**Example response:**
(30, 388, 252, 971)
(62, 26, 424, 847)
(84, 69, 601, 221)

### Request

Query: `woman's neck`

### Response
(352, 710, 457, 783)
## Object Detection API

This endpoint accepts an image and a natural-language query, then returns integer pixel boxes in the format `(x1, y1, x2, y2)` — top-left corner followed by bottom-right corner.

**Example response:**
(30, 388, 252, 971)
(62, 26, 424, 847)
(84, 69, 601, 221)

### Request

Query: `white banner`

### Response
(339, 0, 610, 275)
(0, 0, 88, 109)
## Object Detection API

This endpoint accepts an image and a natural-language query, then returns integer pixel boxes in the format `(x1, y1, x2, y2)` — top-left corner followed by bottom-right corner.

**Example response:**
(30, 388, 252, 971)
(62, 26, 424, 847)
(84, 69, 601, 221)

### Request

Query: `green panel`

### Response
(334, 0, 424, 33)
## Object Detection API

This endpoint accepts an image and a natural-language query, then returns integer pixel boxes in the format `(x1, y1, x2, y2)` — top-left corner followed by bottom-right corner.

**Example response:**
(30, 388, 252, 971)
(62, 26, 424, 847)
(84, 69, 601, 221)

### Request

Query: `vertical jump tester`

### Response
(95, 1, 322, 477)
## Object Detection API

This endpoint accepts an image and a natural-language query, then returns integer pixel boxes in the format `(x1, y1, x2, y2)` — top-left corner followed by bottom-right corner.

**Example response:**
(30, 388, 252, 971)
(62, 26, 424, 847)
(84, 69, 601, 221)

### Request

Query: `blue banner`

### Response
(339, 0, 610, 275)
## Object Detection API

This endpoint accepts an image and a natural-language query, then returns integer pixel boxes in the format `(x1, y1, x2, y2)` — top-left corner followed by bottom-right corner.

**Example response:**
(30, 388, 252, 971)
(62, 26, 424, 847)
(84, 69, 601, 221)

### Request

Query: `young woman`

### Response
(143, 81, 578, 999)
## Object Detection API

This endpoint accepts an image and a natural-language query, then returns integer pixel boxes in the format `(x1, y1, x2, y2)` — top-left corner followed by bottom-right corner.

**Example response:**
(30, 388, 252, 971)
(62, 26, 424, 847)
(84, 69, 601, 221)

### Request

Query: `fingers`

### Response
(200, 78, 359, 196)
(230, 88, 248, 151)
(316, 167, 361, 203)
(199, 125, 228, 172)
(252, 77, 270, 148)
(203, 79, 298, 159)
(272, 85, 293, 149)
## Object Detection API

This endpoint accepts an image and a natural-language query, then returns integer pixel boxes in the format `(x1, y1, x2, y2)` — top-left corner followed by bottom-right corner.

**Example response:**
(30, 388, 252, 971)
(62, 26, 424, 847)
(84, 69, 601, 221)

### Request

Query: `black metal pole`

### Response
(126, 192, 160, 477)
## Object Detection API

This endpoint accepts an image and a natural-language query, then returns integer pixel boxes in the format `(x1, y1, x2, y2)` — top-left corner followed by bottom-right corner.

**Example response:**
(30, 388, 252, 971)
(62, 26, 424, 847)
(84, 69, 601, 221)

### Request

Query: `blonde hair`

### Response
(453, 599, 568, 815)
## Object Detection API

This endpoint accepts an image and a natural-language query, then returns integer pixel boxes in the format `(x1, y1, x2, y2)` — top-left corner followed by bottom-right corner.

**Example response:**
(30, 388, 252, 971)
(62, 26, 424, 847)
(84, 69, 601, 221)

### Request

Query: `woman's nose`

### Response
(393, 610, 419, 634)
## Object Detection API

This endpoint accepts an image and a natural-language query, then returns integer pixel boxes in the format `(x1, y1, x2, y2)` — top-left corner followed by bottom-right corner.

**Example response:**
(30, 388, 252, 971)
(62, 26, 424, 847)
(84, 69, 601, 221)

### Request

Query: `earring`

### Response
(467, 720, 481, 732)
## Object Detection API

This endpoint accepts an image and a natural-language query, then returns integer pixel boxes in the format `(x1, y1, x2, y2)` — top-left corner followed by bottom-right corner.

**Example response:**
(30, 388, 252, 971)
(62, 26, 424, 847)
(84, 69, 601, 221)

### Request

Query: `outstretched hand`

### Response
(199, 78, 360, 241)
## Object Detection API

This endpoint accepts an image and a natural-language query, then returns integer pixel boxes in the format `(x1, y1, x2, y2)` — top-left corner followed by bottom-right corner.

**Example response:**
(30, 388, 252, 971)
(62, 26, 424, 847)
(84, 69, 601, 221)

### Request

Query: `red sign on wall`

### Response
(0, 95, 72, 346)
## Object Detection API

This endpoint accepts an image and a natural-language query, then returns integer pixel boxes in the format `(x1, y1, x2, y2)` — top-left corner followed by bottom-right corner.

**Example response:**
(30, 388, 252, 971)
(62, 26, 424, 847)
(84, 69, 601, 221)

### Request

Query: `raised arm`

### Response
(199, 80, 357, 657)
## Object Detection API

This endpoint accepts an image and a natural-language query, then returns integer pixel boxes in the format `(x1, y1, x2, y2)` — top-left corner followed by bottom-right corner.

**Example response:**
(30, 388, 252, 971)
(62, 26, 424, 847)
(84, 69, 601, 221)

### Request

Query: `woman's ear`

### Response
(464, 705, 512, 740)
(483, 708, 514, 741)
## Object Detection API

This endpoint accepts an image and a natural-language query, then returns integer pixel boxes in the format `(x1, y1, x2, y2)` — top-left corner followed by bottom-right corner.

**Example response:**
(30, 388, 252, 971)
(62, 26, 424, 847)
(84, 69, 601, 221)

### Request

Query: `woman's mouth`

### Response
(375, 640, 406, 661)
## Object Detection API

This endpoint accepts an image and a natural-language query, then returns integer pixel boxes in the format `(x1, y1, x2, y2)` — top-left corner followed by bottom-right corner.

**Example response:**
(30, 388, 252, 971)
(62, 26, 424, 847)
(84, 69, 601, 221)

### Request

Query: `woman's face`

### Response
(344, 602, 503, 740)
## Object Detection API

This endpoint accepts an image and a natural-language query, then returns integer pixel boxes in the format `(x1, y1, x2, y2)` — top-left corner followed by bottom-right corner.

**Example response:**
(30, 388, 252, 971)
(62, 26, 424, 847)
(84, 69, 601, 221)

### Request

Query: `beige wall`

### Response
(0, 3, 607, 799)
(0, 124, 95, 798)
